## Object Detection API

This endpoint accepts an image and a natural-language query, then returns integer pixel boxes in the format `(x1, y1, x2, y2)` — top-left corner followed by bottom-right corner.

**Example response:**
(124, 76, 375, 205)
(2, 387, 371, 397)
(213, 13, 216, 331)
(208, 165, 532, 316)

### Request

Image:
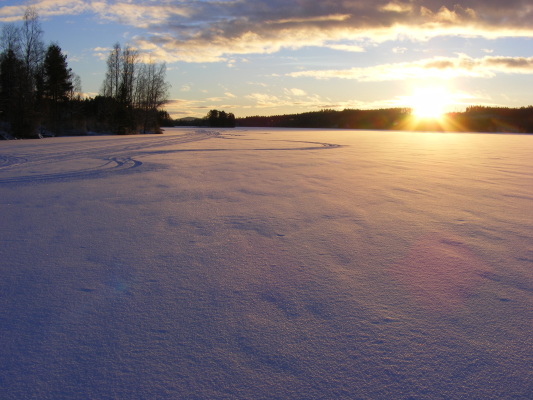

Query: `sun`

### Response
(407, 87, 453, 120)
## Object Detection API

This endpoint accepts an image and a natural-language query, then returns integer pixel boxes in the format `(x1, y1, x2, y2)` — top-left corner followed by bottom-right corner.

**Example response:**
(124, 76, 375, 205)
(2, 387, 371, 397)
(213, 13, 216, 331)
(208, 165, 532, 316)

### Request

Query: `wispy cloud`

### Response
(245, 93, 283, 108)
(165, 98, 211, 117)
(243, 89, 416, 112)
(288, 55, 533, 81)
(0, 0, 87, 22)
(244, 89, 342, 111)
(284, 88, 307, 96)
(0, 0, 190, 25)
(91, 1, 190, 29)
(2, 1, 532, 62)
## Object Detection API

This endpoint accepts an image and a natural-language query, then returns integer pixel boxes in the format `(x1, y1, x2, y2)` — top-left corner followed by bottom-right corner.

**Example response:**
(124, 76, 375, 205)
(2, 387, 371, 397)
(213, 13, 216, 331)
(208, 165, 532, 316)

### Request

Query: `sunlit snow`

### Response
(1, 128, 531, 399)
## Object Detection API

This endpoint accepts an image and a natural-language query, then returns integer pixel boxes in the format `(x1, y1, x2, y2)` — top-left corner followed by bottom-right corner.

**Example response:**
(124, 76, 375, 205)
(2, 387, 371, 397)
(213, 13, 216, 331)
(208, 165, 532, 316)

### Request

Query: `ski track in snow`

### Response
(0, 130, 215, 183)
(0, 129, 339, 184)
(0, 128, 532, 399)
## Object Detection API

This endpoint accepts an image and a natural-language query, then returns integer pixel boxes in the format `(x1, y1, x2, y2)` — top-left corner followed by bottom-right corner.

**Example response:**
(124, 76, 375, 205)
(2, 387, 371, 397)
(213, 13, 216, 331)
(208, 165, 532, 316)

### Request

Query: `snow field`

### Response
(0, 128, 531, 399)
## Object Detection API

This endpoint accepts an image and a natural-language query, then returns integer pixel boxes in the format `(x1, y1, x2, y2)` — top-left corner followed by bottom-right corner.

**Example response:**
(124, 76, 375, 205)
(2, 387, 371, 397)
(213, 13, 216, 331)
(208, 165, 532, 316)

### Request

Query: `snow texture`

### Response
(0, 128, 532, 399)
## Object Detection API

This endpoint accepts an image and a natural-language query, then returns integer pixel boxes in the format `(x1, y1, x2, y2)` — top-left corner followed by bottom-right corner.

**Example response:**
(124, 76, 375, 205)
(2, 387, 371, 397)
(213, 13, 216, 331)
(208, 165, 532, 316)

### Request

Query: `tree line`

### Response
(452, 106, 533, 133)
(236, 107, 533, 133)
(174, 109, 236, 127)
(237, 108, 411, 130)
(0, 7, 171, 139)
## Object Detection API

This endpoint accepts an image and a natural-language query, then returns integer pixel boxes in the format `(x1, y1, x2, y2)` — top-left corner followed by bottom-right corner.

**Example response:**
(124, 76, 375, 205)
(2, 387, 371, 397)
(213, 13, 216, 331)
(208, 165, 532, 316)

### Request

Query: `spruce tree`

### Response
(43, 43, 72, 103)
(43, 43, 72, 133)
(0, 49, 26, 136)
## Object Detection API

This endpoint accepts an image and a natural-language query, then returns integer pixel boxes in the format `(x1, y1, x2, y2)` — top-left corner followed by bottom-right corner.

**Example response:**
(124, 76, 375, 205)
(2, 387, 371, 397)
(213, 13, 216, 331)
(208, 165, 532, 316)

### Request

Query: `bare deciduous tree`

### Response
(21, 6, 44, 78)
(101, 44, 170, 133)
(101, 42, 121, 98)
(1, 24, 21, 55)
(69, 73, 82, 100)
(135, 59, 170, 132)
(118, 45, 138, 106)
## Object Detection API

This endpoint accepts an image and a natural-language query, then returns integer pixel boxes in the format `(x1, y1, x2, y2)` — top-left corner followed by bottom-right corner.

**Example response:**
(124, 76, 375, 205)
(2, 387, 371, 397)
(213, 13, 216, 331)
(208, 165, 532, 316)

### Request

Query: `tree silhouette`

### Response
(206, 109, 236, 127)
(99, 44, 170, 134)
(43, 44, 72, 103)
(42, 43, 73, 133)
(0, 7, 44, 137)
(0, 8, 177, 138)
(101, 43, 121, 99)
(135, 60, 170, 133)
(0, 49, 30, 137)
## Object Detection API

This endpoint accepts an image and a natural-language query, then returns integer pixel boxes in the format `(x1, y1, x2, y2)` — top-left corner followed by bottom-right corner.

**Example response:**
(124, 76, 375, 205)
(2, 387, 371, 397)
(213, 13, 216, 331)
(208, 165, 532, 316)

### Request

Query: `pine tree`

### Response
(0, 49, 25, 136)
(43, 43, 72, 103)
(43, 43, 73, 133)
(0, 7, 45, 137)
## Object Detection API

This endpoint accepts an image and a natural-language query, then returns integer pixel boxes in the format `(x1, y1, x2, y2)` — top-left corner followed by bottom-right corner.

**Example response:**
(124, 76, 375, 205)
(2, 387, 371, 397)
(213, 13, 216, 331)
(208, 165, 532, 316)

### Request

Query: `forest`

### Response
(178, 107, 533, 134)
(236, 107, 533, 133)
(237, 108, 410, 130)
(0, 7, 171, 139)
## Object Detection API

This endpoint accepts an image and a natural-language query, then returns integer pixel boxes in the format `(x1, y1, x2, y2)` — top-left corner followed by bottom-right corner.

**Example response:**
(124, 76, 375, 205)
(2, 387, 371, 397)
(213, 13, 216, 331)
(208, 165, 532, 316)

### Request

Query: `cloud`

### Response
(328, 43, 365, 53)
(380, 1, 413, 14)
(0, 0, 89, 22)
(243, 88, 411, 113)
(2, 1, 533, 62)
(92, 46, 112, 61)
(392, 47, 408, 54)
(164, 98, 215, 117)
(0, 0, 190, 25)
(285, 88, 307, 96)
(483, 56, 533, 72)
(130, 0, 533, 62)
(245, 93, 282, 108)
(244, 88, 338, 111)
(288, 55, 533, 81)
(269, 14, 351, 25)
(91, 1, 190, 29)
(248, 82, 268, 87)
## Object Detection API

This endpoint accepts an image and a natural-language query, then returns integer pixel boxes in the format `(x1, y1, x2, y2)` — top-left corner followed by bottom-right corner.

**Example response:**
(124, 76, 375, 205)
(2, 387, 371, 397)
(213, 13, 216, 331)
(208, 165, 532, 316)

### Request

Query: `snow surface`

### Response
(0, 128, 532, 399)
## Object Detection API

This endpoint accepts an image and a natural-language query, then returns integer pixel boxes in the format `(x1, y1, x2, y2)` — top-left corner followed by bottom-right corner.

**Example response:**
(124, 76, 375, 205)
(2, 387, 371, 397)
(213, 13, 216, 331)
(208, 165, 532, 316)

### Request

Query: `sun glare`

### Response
(408, 87, 453, 120)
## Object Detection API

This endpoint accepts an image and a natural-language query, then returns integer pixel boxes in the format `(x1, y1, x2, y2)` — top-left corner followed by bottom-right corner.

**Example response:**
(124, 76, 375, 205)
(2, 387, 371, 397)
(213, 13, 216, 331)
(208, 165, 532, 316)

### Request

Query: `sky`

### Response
(0, 0, 532, 118)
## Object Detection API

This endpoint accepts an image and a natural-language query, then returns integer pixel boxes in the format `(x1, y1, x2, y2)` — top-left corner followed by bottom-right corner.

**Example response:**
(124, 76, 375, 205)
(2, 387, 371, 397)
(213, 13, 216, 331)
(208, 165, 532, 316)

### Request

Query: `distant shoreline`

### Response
(231, 107, 533, 134)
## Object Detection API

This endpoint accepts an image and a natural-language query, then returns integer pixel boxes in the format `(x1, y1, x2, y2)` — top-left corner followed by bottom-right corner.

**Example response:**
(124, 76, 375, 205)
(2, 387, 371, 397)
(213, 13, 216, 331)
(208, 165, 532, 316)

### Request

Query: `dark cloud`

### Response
(131, 0, 533, 61)
(484, 56, 533, 70)
(3, 1, 531, 62)
(170, 0, 533, 36)
(423, 60, 456, 70)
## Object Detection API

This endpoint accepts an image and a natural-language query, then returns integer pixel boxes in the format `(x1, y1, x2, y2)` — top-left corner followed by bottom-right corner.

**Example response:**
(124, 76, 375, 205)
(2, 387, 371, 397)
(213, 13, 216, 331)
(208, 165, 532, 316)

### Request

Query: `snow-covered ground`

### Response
(1, 128, 531, 399)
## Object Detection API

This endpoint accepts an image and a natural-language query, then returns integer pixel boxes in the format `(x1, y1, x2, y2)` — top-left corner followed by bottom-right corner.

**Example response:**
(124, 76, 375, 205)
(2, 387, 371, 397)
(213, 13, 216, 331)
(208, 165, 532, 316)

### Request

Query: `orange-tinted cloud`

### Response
(1, 1, 532, 62)
(288, 55, 533, 81)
